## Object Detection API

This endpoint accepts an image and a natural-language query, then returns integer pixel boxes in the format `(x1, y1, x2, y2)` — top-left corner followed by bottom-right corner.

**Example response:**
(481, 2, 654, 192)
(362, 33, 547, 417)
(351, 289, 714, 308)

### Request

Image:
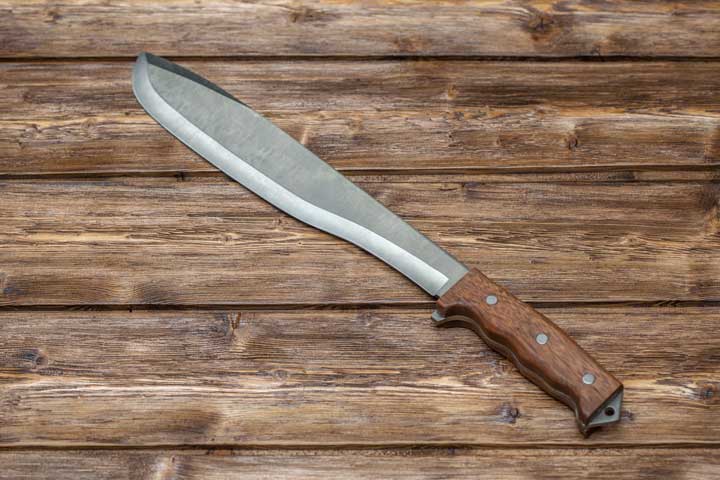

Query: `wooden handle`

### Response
(434, 269, 623, 434)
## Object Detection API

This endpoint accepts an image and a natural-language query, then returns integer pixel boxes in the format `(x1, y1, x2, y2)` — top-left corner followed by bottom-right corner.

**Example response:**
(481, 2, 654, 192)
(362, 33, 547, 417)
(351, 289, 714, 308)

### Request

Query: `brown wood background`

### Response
(1, 1, 719, 478)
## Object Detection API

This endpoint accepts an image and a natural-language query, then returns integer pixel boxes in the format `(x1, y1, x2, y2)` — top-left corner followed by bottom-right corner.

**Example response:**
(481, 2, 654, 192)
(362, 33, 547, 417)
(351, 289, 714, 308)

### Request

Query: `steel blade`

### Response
(132, 53, 468, 296)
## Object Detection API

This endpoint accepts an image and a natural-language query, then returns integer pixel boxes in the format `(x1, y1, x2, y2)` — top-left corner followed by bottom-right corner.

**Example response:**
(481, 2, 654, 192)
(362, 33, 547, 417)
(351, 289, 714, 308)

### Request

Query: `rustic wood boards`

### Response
(1, 449, 719, 480)
(0, 448, 720, 480)
(1, 1, 719, 478)
(1, 176, 718, 305)
(2, 307, 718, 446)
(2, 1, 720, 58)
(2, 61, 719, 175)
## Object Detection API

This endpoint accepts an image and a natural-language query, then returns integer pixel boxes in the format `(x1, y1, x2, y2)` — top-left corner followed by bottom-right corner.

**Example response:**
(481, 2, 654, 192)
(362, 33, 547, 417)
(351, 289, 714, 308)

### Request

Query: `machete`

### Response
(132, 53, 623, 434)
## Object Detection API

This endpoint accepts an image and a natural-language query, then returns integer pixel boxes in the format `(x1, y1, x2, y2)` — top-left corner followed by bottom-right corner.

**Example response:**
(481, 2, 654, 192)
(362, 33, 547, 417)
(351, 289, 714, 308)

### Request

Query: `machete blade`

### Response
(132, 53, 468, 296)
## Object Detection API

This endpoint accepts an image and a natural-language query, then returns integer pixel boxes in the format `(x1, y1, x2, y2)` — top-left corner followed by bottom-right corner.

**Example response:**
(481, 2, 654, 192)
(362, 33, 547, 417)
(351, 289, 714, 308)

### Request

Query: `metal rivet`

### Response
(485, 295, 498, 305)
(535, 333, 548, 345)
(582, 373, 596, 385)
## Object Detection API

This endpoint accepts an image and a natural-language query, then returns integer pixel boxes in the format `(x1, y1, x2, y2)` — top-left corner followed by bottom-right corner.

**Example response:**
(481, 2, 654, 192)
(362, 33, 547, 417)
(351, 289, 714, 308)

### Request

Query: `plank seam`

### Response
(1, 301, 720, 312)
(3, 56, 720, 63)
(0, 166, 719, 182)
(0, 443, 719, 452)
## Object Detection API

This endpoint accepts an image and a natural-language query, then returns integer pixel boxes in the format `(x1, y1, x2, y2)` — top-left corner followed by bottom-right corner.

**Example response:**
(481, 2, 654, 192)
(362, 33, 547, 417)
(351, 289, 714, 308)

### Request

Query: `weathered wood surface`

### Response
(2, 448, 719, 479)
(1, 307, 718, 446)
(2, 60, 720, 176)
(1, 176, 718, 306)
(2, 1, 720, 58)
(3, 0, 720, 474)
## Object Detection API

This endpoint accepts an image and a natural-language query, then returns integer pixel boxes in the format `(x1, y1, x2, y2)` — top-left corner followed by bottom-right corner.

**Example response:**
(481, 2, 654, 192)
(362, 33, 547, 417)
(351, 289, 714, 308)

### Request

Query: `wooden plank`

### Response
(1, 175, 718, 305)
(0, 307, 718, 445)
(1, 448, 719, 479)
(2, 1, 720, 58)
(2, 60, 719, 176)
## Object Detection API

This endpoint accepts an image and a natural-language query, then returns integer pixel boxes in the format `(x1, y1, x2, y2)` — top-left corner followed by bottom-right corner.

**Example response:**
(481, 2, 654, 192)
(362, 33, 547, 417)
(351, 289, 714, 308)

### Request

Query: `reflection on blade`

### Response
(132, 53, 468, 296)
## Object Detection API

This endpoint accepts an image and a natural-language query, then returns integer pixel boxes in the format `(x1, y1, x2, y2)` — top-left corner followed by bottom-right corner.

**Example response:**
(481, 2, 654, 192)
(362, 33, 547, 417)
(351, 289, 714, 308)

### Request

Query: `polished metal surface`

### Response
(582, 373, 596, 385)
(585, 389, 623, 431)
(535, 333, 549, 345)
(485, 295, 498, 305)
(430, 310, 446, 323)
(132, 53, 468, 296)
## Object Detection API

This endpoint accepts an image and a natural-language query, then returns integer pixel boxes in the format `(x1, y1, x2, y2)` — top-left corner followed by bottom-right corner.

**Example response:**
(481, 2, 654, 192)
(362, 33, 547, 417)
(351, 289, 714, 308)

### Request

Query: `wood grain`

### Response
(2, 60, 720, 176)
(0, 307, 718, 446)
(1, 448, 719, 479)
(1, 175, 718, 306)
(2, 1, 720, 58)
(2, 0, 719, 474)
(436, 269, 622, 431)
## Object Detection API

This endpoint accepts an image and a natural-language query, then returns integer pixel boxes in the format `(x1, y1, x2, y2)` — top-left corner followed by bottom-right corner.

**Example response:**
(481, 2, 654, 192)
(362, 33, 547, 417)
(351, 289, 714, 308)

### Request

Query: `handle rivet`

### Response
(485, 295, 498, 305)
(582, 373, 596, 385)
(535, 333, 549, 345)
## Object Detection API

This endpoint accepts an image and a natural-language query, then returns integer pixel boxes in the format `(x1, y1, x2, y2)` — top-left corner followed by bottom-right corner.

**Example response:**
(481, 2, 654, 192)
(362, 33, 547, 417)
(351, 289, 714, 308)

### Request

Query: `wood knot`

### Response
(566, 134, 579, 151)
(358, 311, 378, 329)
(288, 6, 337, 24)
(224, 312, 242, 338)
(272, 369, 290, 382)
(221, 233, 239, 245)
(20, 348, 49, 369)
(2, 278, 23, 297)
(526, 9, 559, 40)
(444, 84, 458, 101)
(698, 383, 719, 404)
(498, 403, 521, 424)
(45, 9, 64, 24)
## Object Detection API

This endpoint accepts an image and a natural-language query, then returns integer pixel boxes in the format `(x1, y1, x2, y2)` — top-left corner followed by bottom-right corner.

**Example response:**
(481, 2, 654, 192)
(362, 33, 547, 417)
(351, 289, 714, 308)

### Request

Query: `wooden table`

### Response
(1, 1, 719, 478)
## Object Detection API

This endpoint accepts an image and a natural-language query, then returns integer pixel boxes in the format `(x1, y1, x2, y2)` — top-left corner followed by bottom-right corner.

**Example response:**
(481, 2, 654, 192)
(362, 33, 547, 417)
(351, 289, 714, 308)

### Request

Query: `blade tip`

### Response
(135, 52, 167, 69)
